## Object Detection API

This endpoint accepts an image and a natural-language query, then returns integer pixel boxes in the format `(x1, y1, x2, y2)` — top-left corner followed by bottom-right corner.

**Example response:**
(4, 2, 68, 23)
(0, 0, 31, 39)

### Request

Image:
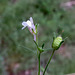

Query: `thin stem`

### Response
(43, 50, 55, 75)
(35, 32, 40, 75)
(38, 52, 41, 75)
(35, 28, 41, 75)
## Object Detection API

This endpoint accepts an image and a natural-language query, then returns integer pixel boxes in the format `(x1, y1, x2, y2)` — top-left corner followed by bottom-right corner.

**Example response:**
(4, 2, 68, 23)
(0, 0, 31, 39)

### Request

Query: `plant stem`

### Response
(35, 28, 41, 75)
(35, 32, 40, 75)
(43, 50, 55, 75)
(38, 52, 41, 75)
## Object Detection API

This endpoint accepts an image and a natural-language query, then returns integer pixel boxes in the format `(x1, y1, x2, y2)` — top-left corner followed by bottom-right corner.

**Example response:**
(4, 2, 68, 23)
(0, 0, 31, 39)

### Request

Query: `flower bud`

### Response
(52, 36, 63, 50)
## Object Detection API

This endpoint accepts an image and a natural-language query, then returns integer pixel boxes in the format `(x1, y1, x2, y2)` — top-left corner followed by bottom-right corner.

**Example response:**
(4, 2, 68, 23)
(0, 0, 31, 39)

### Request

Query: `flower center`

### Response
(27, 20, 32, 27)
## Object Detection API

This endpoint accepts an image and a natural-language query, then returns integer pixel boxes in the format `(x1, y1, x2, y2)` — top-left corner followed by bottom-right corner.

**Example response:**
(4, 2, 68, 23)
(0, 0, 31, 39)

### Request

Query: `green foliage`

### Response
(0, 0, 75, 75)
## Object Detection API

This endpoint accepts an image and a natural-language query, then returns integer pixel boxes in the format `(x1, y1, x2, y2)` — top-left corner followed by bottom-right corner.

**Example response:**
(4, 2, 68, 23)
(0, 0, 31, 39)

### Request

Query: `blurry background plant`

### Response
(0, 0, 75, 75)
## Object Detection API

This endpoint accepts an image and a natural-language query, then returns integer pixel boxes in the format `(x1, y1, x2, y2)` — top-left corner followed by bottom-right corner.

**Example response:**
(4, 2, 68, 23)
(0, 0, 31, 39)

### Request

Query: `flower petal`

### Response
(22, 26, 26, 30)
(30, 17, 35, 30)
(26, 20, 32, 28)
(22, 21, 28, 26)
(30, 17, 34, 25)
(22, 21, 28, 29)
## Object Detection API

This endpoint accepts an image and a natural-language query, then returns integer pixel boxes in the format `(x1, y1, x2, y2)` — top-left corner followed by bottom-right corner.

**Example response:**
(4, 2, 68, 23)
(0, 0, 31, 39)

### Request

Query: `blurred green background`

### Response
(0, 0, 75, 75)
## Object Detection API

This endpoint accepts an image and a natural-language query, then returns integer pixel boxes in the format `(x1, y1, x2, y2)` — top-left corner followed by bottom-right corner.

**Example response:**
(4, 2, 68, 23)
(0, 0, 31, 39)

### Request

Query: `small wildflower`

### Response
(22, 17, 36, 41)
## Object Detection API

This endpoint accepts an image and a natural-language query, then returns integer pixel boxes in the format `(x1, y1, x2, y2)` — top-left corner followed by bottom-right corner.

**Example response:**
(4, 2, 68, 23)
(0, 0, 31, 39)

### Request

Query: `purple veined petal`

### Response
(22, 21, 28, 29)
(30, 17, 35, 30)
(30, 17, 35, 28)
(22, 21, 28, 26)
(30, 17, 34, 25)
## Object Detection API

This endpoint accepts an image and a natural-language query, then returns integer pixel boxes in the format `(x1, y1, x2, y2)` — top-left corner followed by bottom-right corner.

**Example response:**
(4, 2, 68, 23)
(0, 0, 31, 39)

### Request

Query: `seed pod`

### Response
(52, 36, 63, 50)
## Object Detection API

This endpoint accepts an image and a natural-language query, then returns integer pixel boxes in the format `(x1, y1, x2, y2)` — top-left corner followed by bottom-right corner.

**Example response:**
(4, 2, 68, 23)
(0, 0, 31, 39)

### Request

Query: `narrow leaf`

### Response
(42, 43, 44, 49)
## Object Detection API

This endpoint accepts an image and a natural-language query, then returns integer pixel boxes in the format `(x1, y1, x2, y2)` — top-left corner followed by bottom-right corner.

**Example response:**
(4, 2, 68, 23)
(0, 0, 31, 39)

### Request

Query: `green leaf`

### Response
(64, 37, 68, 41)
(33, 40, 39, 48)
(42, 43, 44, 49)
(18, 45, 37, 54)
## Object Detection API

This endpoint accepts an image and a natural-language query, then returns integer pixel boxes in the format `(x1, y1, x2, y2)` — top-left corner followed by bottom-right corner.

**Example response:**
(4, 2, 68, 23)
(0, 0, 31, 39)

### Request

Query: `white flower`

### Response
(22, 20, 32, 29)
(22, 17, 36, 41)
(22, 17, 36, 32)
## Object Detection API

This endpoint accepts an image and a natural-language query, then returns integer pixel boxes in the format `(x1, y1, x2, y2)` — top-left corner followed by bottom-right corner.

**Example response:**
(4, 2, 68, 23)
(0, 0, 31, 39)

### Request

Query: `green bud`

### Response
(52, 36, 63, 50)
(38, 47, 44, 53)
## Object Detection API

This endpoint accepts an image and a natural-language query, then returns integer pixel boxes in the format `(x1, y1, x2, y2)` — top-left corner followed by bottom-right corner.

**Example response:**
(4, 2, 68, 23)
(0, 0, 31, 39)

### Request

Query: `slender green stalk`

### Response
(35, 31, 40, 75)
(38, 52, 41, 75)
(43, 50, 55, 75)
(35, 27, 41, 75)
